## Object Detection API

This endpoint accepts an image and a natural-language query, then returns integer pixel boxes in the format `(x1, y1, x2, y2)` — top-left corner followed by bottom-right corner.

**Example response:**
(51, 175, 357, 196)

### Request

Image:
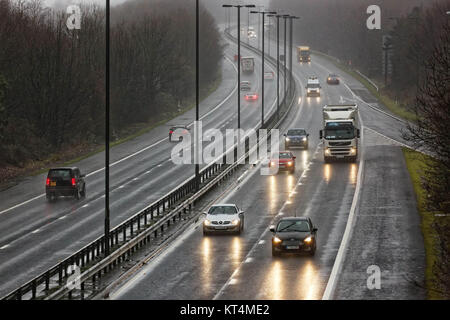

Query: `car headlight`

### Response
(204, 219, 211, 226)
(270, 161, 275, 167)
(273, 236, 282, 244)
(302, 137, 307, 142)
(285, 137, 290, 142)
(232, 219, 240, 226)
(287, 161, 293, 166)
(304, 236, 312, 244)
(325, 148, 331, 155)
(350, 147, 357, 155)
(307, 88, 311, 92)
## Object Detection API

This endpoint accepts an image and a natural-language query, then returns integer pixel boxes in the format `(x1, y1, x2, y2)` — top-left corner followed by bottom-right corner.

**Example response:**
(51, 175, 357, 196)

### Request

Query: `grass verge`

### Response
(403, 148, 448, 299)
(313, 51, 417, 122)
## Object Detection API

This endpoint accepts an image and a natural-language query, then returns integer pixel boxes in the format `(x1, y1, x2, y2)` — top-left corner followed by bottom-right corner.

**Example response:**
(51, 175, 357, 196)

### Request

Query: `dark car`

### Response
(284, 128, 309, 150)
(270, 217, 318, 256)
(327, 73, 340, 84)
(169, 125, 190, 142)
(45, 167, 86, 202)
(268, 151, 296, 174)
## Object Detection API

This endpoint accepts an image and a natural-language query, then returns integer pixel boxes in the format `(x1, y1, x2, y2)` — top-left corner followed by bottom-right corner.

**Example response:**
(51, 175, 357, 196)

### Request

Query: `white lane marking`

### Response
(0, 244, 10, 250)
(82, 204, 89, 208)
(245, 257, 254, 263)
(322, 113, 365, 300)
(31, 229, 40, 234)
(58, 215, 66, 220)
(258, 240, 265, 245)
(0, 56, 240, 217)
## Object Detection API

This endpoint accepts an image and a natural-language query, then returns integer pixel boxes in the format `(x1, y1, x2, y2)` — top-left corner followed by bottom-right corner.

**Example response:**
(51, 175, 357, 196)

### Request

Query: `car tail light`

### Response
(169, 130, 173, 134)
(46, 178, 50, 186)
(72, 178, 76, 186)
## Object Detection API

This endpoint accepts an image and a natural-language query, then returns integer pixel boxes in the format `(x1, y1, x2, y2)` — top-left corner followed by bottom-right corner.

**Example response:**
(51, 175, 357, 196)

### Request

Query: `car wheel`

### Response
(304, 143, 309, 150)
(324, 156, 330, 163)
(75, 189, 81, 200)
(47, 194, 55, 202)
(309, 244, 316, 256)
(203, 229, 209, 236)
(81, 185, 86, 198)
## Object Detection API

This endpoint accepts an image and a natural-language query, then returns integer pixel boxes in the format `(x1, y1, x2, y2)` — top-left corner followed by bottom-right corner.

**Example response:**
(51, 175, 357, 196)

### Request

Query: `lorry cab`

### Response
(319, 104, 360, 163)
(297, 46, 311, 63)
(306, 76, 321, 97)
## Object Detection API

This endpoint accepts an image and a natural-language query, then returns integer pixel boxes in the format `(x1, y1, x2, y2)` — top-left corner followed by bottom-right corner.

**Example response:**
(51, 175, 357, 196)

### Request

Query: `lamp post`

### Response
(223, 4, 255, 131)
(104, 0, 111, 256)
(251, 9, 277, 128)
(282, 14, 289, 106)
(268, 14, 281, 120)
(287, 16, 299, 96)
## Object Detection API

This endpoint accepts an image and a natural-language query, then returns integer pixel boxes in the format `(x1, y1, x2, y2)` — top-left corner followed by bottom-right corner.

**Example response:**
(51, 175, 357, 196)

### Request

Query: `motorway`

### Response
(109, 26, 421, 300)
(0, 21, 424, 300)
(0, 31, 284, 297)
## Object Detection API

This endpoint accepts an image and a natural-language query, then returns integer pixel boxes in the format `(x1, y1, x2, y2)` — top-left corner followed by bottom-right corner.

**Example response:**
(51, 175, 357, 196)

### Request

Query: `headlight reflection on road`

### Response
(302, 150, 308, 169)
(350, 163, 357, 184)
(267, 260, 283, 300)
(297, 260, 320, 300)
(201, 237, 212, 291)
(231, 236, 242, 268)
(324, 164, 331, 183)
(269, 176, 277, 211)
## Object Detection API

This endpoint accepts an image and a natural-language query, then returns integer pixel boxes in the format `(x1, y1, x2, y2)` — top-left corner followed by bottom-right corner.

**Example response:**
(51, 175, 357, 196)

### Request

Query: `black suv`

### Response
(45, 167, 86, 201)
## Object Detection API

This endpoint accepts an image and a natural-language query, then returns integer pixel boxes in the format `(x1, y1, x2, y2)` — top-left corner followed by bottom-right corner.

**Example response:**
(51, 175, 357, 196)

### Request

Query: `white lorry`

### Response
(319, 104, 360, 163)
(306, 76, 321, 97)
(241, 56, 255, 74)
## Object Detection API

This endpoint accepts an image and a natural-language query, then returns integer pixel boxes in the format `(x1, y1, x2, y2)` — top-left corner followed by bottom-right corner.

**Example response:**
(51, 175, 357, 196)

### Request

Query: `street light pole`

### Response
(223, 4, 255, 131)
(268, 14, 280, 119)
(195, 0, 200, 191)
(104, 0, 111, 256)
(251, 10, 277, 128)
(282, 15, 288, 105)
(288, 16, 299, 96)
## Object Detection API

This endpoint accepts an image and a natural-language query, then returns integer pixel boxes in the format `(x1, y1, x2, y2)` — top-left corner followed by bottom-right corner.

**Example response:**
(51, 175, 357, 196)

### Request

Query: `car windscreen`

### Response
(48, 169, 72, 180)
(208, 206, 237, 215)
(324, 124, 355, 140)
(273, 152, 292, 159)
(277, 220, 310, 232)
(307, 83, 320, 88)
(287, 129, 306, 136)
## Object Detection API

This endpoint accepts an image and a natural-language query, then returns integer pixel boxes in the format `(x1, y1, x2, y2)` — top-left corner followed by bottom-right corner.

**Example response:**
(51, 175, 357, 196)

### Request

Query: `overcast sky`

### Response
(44, 0, 270, 8)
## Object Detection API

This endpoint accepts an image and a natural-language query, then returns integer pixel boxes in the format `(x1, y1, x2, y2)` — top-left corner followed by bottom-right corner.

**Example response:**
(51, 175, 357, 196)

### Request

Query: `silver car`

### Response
(203, 204, 245, 235)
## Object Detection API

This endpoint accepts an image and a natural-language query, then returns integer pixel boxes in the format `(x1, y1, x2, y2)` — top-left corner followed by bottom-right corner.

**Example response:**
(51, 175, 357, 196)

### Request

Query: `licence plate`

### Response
(215, 226, 226, 230)
(50, 182, 56, 186)
(286, 245, 299, 250)
(336, 155, 344, 158)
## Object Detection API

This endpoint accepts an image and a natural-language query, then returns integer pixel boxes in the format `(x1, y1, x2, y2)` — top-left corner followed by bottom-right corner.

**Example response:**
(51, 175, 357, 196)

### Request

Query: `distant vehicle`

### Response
(284, 128, 309, 150)
(269, 151, 296, 174)
(241, 56, 255, 74)
(248, 31, 257, 38)
(264, 71, 275, 80)
(306, 76, 321, 97)
(46, 167, 86, 202)
(248, 26, 255, 32)
(169, 125, 190, 142)
(203, 204, 245, 235)
(320, 104, 360, 163)
(244, 92, 258, 101)
(234, 54, 240, 62)
(270, 217, 318, 256)
(240, 81, 251, 91)
(327, 74, 340, 85)
(297, 46, 311, 63)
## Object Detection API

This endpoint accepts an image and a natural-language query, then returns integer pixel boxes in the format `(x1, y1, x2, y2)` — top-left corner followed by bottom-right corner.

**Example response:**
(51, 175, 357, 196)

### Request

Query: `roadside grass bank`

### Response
(0, 73, 222, 190)
(313, 50, 417, 122)
(403, 148, 450, 299)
